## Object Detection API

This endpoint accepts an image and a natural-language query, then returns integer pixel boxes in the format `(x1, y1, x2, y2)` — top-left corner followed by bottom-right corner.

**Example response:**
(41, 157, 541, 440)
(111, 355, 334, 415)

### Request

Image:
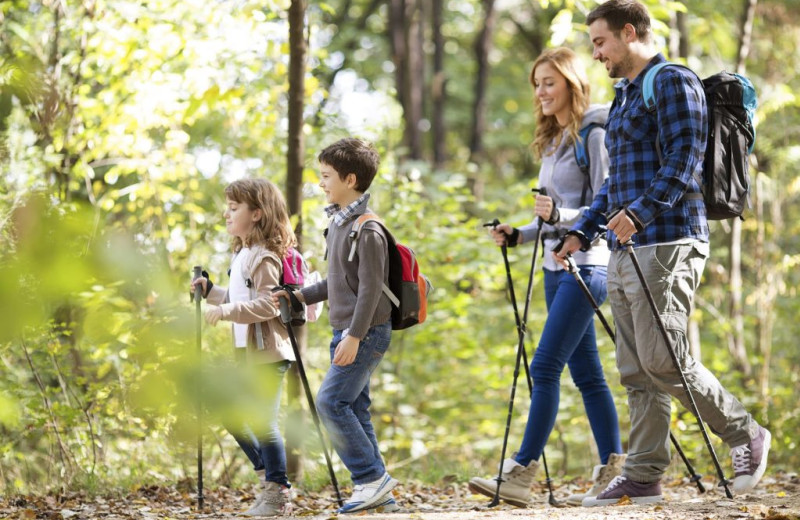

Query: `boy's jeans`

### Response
(316, 321, 392, 485)
(227, 360, 291, 487)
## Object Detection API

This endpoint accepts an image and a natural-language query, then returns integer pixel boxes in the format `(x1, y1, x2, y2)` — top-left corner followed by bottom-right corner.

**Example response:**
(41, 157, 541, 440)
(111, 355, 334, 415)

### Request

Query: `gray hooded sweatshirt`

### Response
(519, 103, 611, 271)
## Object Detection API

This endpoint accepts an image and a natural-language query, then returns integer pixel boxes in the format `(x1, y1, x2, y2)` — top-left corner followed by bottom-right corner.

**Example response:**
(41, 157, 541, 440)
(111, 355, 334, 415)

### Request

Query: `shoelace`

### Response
(604, 475, 627, 491)
(731, 445, 752, 473)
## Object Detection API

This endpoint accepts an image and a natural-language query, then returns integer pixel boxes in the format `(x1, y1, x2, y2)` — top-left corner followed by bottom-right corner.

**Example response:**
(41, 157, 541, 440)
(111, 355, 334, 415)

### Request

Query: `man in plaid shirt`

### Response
(555, 0, 770, 507)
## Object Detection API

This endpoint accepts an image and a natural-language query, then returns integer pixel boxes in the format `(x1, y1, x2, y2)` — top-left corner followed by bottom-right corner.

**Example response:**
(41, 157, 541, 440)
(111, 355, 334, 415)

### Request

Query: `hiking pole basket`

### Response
(274, 288, 344, 507)
(621, 241, 732, 498)
(563, 254, 706, 493)
(191, 265, 205, 510)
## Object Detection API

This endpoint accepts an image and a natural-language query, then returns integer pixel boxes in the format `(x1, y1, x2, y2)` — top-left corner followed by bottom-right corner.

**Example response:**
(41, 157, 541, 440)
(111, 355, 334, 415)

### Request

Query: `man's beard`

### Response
(608, 54, 634, 79)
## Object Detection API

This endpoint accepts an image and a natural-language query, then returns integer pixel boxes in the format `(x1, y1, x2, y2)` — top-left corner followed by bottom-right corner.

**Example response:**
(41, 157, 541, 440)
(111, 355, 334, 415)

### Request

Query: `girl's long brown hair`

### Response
(225, 178, 297, 258)
(530, 47, 591, 159)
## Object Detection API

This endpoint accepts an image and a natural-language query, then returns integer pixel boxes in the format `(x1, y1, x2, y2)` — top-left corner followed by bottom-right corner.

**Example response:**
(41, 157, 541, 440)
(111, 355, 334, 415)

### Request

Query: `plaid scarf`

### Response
(325, 193, 371, 226)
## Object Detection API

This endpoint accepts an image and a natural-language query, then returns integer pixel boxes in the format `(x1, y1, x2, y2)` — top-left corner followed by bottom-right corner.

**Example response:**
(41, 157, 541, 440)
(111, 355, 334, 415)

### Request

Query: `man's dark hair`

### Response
(318, 138, 380, 192)
(586, 0, 651, 43)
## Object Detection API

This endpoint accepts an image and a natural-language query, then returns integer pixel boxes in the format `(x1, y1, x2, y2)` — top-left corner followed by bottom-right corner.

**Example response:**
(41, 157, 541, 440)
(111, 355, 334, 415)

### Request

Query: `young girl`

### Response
(191, 178, 296, 517)
(470, 47, 624, 507)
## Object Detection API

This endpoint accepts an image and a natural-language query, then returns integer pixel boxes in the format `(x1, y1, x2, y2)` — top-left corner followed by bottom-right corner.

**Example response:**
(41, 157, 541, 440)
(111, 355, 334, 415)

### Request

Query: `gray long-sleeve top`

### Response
(300, 203, 392, 339)
(519, 104, 611, 271)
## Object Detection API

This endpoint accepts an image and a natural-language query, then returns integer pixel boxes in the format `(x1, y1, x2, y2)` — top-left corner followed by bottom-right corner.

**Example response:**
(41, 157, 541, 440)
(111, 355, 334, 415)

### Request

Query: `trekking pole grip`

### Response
(192, 266, 203, 303)
(271, 287, 292, 325)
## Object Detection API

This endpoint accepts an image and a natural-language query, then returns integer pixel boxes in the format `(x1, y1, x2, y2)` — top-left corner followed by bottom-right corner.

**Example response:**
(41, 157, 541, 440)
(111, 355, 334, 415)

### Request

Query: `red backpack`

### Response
(348, 215, 431, 330)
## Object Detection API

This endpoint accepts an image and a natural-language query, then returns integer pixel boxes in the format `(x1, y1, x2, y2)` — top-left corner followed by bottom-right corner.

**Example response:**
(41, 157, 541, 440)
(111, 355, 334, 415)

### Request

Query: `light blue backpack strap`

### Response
(732, 72, 757, 153)
(642, 62, 673, 112)
(574, 123, 601, 173)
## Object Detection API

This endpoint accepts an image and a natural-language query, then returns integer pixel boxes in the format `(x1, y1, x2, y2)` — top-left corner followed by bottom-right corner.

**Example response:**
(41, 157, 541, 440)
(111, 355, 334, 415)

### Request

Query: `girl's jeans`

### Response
(227, 359, 291, 487)
(316, 321, 392, 485)
(515, 266, 622, 466)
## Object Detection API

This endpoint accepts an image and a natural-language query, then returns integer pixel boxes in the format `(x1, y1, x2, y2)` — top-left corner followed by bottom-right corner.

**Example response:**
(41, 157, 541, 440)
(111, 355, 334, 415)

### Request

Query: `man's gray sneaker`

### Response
(581, 475, 662, 507)
(731, 425, 771, 493)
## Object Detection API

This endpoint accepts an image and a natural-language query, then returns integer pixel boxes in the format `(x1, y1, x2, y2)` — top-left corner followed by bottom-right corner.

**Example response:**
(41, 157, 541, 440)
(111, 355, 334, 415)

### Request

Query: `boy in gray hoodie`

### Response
(274, 138, 398, 514)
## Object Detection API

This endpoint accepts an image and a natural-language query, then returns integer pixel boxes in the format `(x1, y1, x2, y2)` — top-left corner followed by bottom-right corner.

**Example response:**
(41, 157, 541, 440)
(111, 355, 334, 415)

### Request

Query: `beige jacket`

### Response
(207, 245, 295, 364)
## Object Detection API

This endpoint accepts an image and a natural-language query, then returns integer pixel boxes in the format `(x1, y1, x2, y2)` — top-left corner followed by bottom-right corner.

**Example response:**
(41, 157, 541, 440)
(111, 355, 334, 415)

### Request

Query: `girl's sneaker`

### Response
(243, 482, 291, 516)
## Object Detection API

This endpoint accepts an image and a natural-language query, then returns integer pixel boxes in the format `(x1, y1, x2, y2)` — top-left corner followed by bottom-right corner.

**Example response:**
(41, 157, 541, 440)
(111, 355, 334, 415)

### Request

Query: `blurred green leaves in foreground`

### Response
(0, 195, 309, 493)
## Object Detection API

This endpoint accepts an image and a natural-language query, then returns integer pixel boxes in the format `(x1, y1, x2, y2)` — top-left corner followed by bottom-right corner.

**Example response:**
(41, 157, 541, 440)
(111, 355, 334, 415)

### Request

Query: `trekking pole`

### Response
(563, 254, 706, 493)
(191, 266, 205, 510)
(620, 240, 732, 499)
(483, 196, 562, 508)
(274, 288, 343, 507)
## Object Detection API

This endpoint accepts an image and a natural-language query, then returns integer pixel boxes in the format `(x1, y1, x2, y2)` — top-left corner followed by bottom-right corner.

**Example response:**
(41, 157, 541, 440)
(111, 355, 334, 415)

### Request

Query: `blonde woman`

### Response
(470, 47, 624, 507)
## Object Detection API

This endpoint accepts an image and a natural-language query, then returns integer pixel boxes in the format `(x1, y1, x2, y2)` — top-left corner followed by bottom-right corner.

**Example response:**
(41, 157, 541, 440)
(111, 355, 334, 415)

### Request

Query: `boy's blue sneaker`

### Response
(369, 496, 400, 513)
(337, 473, 398, 514)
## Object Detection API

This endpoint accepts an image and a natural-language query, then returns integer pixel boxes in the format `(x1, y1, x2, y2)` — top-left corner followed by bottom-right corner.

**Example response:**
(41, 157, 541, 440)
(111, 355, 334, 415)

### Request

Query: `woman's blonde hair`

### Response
(529, 47, 591, 159)
(225, 178, 297, 258)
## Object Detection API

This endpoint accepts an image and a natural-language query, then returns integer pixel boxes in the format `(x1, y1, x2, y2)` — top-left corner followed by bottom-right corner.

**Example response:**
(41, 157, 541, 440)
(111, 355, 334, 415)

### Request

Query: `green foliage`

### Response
(1, 0, 799, 497)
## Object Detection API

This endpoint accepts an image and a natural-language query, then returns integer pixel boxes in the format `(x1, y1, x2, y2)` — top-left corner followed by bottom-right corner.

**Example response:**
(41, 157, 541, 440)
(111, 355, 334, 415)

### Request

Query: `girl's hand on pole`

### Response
(270, 289, 288, 307)
(191, 277, 207, 297)
(333, 335, 360, 366)
(204, 305, 223, 326)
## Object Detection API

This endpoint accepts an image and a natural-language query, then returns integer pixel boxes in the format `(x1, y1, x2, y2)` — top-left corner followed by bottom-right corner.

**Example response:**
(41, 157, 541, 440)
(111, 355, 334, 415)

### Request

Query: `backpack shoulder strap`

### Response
(347, 214, 400, 307)
(348, 214, 390, 261)
(642, 62, 675, 112)
(574, 123, 602, 173)
(575, 123, 603, 206)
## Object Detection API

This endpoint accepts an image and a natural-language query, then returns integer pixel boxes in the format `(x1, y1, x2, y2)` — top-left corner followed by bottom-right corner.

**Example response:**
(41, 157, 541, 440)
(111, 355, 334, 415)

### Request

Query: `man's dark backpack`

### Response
(642, 63, 757, 220)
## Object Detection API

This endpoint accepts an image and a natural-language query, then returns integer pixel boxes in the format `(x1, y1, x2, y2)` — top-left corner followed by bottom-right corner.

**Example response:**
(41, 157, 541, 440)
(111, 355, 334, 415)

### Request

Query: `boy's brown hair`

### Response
(318, 138, 380, 192)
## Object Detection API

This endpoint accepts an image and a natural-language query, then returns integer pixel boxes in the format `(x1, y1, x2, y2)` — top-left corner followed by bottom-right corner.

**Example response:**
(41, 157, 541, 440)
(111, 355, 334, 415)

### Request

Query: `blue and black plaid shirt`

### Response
(577, 54, 709, 250)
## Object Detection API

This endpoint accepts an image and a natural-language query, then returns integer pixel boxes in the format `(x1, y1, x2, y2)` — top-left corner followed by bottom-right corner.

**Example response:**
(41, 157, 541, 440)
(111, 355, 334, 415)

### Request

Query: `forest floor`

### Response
(2, 472, 798, 520)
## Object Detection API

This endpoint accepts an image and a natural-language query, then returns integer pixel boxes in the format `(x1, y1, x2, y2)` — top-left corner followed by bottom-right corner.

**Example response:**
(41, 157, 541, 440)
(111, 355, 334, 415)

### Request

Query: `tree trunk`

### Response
(389, 0, 408, 148)
(727, 0, 758, 383)
(431, 0, 446, 167)
(406, 0, 424, 160)
(467, 0, 496, 201)
(285, 0, 308, 482)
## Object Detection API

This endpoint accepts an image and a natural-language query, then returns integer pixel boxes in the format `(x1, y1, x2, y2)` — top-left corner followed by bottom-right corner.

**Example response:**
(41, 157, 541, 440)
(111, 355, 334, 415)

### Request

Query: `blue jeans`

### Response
(515, 266, 622, 466)
(316, 321, 391, 485)
(227, 360, 291, 487)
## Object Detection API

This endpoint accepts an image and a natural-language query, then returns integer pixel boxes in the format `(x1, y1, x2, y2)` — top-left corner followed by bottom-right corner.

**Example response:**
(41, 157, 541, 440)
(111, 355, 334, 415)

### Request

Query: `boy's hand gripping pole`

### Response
(192, 266, 204, 510)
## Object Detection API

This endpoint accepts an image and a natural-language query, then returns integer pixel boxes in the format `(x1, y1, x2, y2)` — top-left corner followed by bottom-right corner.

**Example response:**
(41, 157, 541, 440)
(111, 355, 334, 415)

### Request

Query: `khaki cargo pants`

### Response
(607, 241, 758, 483)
